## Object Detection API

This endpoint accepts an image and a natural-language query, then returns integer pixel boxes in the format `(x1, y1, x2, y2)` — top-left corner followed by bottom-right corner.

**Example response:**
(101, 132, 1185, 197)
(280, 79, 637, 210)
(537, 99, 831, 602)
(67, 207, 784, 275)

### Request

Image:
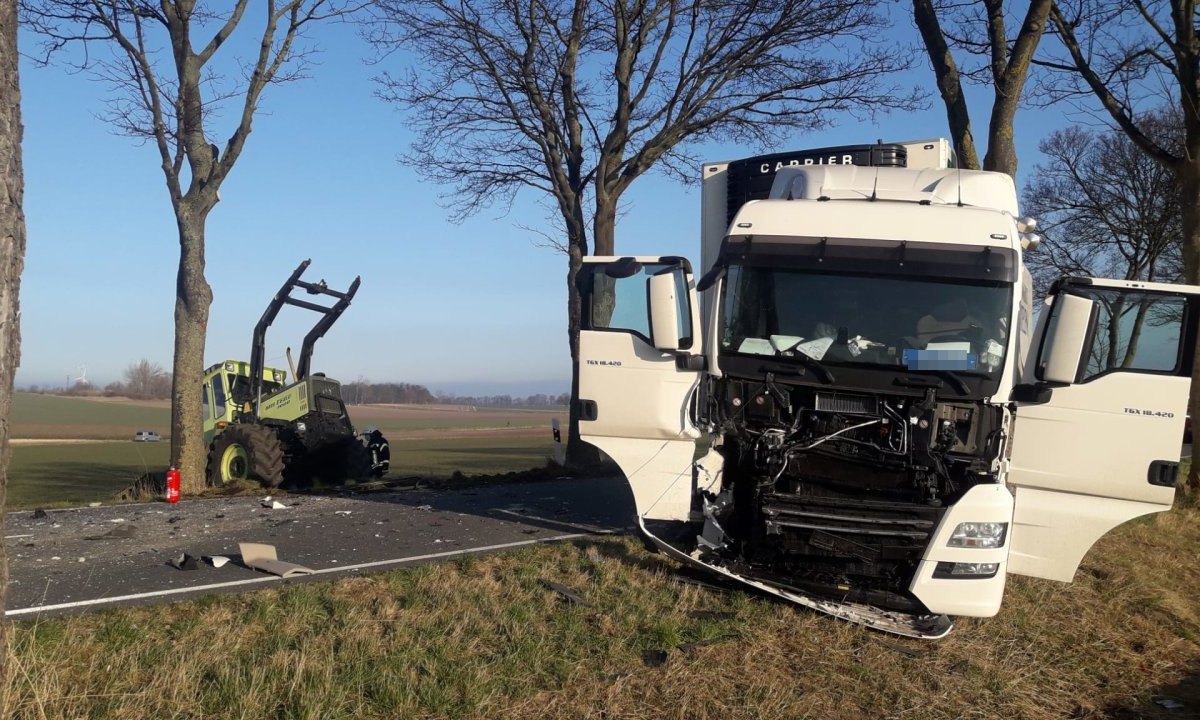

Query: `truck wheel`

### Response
(360, 430, 390, 478)
(206, 425, 286, 488)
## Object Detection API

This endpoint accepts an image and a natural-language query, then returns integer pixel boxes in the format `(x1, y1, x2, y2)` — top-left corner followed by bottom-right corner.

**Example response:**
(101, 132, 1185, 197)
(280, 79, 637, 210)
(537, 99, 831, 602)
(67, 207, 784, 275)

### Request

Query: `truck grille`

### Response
(761, 492, 943, 564)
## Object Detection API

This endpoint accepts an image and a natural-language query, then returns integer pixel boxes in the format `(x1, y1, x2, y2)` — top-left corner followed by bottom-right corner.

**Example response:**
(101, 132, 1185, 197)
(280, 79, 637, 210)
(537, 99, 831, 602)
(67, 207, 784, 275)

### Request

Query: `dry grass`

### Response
(5, 507, 1200, 720)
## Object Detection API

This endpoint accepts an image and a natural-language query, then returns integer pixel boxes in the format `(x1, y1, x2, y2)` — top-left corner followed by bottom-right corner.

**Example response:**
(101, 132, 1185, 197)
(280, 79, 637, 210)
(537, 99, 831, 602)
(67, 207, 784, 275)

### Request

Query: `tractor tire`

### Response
(359, 430, 390, 478)
(206, 424, 286, 488)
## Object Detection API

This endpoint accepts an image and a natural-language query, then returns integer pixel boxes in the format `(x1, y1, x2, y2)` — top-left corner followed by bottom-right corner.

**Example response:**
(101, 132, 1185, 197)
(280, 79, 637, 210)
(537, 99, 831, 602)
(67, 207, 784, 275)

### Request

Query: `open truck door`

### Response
(1008, 278, 1199, 581)
(576, 256, 703, 523)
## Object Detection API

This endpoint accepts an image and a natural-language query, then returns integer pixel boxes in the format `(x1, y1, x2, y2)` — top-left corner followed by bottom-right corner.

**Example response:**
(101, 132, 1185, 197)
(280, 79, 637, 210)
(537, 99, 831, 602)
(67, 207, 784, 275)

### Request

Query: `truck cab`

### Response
(575, 141, 1196, 638)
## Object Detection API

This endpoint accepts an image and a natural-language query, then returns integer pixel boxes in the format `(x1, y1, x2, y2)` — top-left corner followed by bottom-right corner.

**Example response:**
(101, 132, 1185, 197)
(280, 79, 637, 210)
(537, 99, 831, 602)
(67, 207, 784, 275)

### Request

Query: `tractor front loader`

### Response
(202, 259, 390, 487)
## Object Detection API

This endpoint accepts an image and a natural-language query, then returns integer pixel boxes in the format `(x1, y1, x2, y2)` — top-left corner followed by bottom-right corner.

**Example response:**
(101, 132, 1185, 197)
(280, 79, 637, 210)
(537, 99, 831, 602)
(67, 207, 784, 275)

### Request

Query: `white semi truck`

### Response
(575, 139, 1197, 638)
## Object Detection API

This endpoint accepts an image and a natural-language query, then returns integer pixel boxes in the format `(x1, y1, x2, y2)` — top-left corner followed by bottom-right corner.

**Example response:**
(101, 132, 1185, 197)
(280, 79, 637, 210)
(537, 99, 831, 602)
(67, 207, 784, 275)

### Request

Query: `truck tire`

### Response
(359, 429, 390, 478)
(206, 424, 286, 488)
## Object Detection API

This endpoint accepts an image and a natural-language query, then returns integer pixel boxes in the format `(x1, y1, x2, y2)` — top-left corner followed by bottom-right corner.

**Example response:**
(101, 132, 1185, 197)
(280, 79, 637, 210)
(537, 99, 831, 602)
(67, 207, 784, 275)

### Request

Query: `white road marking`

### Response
(490, 507, 618, 534)
(5, 531, 598, 617)
(4, 534, 33, 540)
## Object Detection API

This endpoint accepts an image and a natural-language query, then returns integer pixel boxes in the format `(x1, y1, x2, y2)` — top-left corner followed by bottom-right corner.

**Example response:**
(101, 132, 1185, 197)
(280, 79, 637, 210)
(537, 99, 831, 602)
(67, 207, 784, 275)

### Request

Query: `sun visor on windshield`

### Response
(719, 235, 1017, 283)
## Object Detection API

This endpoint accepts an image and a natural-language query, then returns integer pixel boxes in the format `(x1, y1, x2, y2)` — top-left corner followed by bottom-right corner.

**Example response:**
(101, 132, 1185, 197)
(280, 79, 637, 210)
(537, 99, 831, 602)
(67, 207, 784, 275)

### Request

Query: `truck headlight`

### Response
(933, 561, 1000, 578)
(948, 522, 1007, 548)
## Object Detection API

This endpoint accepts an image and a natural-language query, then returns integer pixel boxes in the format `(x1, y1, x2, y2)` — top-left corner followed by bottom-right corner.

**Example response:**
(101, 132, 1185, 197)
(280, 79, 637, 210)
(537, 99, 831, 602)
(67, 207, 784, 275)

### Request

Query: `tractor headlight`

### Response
(948, 522, 1007, 548)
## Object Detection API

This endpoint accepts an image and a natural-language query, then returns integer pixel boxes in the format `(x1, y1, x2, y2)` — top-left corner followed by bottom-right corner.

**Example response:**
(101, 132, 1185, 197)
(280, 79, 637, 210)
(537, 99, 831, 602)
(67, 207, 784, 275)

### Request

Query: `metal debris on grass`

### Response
(641, 649, 669, 667)
(539, 579, 588, 606)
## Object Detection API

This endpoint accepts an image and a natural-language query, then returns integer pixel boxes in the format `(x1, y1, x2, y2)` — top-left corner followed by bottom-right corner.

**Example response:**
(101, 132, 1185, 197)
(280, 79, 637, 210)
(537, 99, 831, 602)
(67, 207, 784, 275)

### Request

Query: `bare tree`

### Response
(912, 0, 1053, 176)
(124, 358, 172, 399)
(0, 0, 25, 683)
(369, 0, 918, 464)
(1021, 115, 1183, 297)
(1037, 0, 1200, 495)
(23, 1, 359, 490)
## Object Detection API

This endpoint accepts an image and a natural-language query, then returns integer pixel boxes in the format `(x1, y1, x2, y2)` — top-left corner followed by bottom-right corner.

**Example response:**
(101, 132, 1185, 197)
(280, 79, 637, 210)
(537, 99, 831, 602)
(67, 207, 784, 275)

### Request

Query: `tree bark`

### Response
(1180, 159, 1200, 497)
(912, 0, 981, 169)
(0, 0, 25, 684)
(170, 205, 213, 493)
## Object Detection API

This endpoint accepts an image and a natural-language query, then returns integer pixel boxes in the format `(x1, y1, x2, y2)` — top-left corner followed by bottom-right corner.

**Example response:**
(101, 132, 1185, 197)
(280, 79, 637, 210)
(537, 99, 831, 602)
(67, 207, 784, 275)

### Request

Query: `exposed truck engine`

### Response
(575, 140, 1199, 638)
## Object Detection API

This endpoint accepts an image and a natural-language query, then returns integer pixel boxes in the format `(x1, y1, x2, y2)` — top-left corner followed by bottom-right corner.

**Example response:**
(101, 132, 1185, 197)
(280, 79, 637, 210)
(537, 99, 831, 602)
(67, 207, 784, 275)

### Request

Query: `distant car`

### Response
(133, 430, 161, 442)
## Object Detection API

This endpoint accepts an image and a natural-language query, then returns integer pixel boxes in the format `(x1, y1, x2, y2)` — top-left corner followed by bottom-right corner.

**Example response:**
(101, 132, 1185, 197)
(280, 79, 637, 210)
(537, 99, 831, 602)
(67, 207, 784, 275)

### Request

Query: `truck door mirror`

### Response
(1038, 293, 1095, 384)
(649, 268, 685, 351)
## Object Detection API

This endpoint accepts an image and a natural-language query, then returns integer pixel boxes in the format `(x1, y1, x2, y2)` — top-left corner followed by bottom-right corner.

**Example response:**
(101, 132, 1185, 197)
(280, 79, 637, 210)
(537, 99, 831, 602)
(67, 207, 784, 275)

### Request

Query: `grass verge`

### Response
(5, 507, 1200, 719)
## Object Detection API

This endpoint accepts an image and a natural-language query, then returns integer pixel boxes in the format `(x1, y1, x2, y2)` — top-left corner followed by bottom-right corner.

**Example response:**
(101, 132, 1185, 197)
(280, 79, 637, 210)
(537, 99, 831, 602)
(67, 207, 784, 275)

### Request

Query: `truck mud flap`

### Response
(637, 517, 954, 640)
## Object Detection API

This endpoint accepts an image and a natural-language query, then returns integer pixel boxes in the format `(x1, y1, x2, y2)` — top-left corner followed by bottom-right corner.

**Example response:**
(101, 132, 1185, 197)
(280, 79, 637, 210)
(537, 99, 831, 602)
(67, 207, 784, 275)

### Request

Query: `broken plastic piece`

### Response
(239, 542, 313, 578)
(539, 579, 588, 606)
(641, 649, 668, 667)
(31, 508, 47, 519)
(206, 555, 230, 568)
(169, 553, 200, 571)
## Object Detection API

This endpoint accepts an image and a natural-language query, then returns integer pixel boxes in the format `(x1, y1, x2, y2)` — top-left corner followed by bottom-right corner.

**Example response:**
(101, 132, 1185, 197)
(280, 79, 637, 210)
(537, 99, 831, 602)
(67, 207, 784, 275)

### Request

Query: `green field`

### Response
(11, 393, 169, 439)
(8, 434, 556, 509)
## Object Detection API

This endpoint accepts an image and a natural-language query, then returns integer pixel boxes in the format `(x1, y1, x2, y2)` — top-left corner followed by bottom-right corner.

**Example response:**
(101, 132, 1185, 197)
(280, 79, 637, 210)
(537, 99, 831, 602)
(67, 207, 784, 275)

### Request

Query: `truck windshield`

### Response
(721, 265, 1014, 377)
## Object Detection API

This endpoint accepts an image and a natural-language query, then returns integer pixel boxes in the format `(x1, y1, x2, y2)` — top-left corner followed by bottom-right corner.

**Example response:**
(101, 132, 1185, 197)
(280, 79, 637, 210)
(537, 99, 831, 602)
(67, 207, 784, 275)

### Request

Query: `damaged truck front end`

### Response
(577, 155, 1196, 639)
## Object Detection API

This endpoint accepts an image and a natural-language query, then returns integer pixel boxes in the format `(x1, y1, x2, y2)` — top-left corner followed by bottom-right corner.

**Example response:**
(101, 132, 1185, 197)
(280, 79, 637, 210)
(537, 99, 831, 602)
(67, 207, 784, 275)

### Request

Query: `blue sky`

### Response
(15, 11, 1067, 395)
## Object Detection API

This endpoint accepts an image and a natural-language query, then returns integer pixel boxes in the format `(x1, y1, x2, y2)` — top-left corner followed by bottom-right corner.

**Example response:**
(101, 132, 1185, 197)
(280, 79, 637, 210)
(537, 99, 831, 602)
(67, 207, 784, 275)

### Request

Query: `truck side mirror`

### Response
(649, 268, 684, 351)
(1038, 293, 1095, 384)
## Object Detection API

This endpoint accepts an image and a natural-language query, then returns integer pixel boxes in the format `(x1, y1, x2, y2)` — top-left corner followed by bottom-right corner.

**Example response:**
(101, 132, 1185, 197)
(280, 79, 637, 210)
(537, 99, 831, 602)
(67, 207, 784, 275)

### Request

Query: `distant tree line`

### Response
(433, 392, 569, 409)
(340, 380, 567, 408)
(342, 381, 438, 405)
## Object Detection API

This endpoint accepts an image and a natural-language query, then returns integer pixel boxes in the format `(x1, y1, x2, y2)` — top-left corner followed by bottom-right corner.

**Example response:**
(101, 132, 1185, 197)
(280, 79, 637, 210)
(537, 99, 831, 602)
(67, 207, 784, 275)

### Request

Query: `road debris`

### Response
(1154, 697, 1186, 710)
(86, 524, 138, 540)
(641, 649, 669, 667)
(239, 542, 313, 578)
(88, 502, 102, 508)
(169, 553, 200, 571)
(334, 510, 352, 515)
(539, 579, 588, 606)
(31, 509, 47, 519)
(206, 555, 231, 568)
(417, 504, 434, 511)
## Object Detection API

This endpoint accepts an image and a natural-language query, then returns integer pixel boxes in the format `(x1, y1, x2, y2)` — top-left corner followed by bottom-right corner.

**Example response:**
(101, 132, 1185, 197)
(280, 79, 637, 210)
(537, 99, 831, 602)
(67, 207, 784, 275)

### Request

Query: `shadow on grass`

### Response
(1106, 662, 1200, 718)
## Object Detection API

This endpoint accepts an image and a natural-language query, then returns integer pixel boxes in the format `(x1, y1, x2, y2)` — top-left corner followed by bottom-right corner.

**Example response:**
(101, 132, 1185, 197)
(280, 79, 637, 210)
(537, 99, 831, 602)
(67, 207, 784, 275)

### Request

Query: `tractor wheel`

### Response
(206, 424, 286, 488)
(358, 430, 390, 478)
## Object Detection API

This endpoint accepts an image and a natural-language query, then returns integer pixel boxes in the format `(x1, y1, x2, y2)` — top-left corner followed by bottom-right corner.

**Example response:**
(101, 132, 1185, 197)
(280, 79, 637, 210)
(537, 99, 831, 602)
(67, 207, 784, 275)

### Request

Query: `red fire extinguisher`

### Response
(166, 466, 181, 504)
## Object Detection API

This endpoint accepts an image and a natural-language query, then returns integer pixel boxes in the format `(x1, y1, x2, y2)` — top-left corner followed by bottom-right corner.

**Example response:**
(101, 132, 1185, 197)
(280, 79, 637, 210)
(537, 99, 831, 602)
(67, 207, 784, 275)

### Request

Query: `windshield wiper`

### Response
(894, 371, 969, 396)
(761, 351, 836, 384)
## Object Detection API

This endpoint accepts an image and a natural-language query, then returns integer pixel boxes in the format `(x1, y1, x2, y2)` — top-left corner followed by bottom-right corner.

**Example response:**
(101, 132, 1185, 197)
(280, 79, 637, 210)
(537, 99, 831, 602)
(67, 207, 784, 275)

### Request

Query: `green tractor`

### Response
(202, 260, 389, 487)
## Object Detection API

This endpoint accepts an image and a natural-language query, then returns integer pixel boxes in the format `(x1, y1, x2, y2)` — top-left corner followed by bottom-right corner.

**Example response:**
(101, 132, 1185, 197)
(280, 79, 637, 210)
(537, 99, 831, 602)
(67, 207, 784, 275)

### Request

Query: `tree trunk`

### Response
(170, 207, 213, 493)
(912, 0, 981, 170)
(1180, 159, 1200, 498)
(593, 189, 617, 256)
(0, 0, 25, 685)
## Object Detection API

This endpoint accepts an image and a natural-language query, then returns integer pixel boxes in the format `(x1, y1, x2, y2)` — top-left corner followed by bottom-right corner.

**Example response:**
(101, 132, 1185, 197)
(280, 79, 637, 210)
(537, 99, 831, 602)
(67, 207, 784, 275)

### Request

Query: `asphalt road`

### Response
(4, 475, 634, 618)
